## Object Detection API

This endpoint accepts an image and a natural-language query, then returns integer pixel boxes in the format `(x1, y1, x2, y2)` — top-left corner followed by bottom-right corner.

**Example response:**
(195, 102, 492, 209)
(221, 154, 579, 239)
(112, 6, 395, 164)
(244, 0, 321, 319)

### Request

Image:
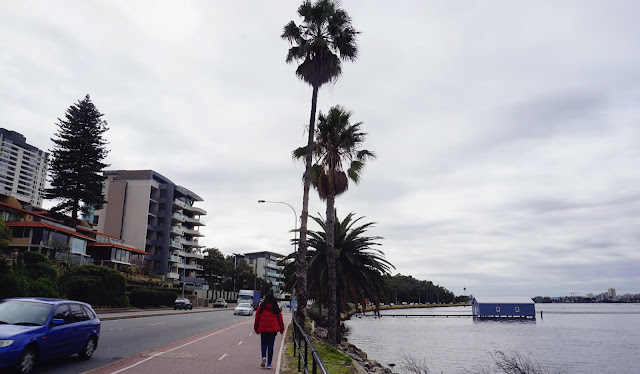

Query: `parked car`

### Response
(0, 297, 101, 374)
(174, 298, 193, 310)
(212, 298, 227, 308)
(234, 302, 254, 316)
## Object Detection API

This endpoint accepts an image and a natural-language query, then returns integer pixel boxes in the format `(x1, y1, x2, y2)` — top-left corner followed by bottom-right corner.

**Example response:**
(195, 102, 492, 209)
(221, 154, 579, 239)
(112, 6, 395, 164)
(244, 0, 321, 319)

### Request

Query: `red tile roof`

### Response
(5, 221, 96, 241)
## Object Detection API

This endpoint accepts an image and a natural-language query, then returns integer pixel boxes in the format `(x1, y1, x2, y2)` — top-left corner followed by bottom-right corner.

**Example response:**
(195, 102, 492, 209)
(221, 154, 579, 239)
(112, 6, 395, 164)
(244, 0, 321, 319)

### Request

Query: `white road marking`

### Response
(238, 341, 243, 345)
(218, 354, 228, 361)
(108, 320, 251, 374)
(148, 322, 166, 326)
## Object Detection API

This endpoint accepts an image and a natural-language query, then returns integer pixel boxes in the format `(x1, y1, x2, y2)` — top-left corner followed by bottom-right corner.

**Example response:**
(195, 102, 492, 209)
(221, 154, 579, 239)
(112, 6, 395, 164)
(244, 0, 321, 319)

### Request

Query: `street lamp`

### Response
(257, 200, 298, 254)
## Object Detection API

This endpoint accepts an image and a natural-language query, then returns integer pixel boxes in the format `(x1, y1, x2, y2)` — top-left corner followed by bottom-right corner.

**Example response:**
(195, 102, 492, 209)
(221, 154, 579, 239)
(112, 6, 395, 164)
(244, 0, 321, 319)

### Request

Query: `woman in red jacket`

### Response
(254, 291, 284, 369)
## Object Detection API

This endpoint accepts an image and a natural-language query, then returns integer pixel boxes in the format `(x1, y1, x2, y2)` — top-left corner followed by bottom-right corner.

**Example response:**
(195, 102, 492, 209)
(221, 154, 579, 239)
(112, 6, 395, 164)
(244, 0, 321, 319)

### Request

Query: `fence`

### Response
(291, 312, 329, 374)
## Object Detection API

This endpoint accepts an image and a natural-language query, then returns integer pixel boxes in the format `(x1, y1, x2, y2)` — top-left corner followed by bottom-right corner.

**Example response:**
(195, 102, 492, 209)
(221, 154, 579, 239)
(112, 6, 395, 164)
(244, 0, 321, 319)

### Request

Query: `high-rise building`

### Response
(93, 170, 207, 288)
(0, 128, 48, 206)
(608, 288, 616, 299)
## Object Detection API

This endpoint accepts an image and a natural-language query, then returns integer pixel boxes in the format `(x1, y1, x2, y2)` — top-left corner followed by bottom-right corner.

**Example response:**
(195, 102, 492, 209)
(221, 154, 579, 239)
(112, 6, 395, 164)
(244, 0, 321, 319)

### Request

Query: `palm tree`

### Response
(307, 211, 393, 339)
(294, 106, 375, 343)
(282, 0, 359, 325)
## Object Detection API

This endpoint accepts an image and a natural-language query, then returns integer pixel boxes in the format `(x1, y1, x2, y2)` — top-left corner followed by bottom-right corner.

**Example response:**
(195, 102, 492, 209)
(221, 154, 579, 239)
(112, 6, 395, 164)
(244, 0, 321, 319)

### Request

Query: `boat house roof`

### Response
(473, 297, 534, 304)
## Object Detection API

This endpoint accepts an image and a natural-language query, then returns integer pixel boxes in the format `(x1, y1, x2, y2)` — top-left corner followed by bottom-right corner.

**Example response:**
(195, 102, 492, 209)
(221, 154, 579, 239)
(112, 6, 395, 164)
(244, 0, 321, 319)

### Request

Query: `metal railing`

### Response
(291, 312, 329, 374)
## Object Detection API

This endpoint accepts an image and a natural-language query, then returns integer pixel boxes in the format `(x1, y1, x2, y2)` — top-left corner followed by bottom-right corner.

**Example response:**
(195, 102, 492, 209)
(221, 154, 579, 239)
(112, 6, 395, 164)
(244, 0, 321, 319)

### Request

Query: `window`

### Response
(53, 304, 71, 324)
(496, 307, 501, 313)
(69, 303, 89, 322)
(515, 307, 520, 313)
(81, 305, 96, 319)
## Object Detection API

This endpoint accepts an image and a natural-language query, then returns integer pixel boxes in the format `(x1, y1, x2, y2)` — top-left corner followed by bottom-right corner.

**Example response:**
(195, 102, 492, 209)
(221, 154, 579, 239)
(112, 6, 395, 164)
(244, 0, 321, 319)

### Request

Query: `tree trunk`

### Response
(296, 84, 319, 326)
(325, 193, 337, 344)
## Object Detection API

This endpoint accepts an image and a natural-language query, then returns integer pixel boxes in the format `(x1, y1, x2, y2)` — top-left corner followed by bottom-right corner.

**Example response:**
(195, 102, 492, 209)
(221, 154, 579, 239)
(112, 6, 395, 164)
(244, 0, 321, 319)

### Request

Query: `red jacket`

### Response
(254, 303, 284, 334)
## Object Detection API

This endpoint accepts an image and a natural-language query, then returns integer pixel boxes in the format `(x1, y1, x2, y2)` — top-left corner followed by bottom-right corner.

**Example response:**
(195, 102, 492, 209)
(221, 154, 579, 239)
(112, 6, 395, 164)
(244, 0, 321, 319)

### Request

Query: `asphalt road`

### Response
(3, 308, 251, 374)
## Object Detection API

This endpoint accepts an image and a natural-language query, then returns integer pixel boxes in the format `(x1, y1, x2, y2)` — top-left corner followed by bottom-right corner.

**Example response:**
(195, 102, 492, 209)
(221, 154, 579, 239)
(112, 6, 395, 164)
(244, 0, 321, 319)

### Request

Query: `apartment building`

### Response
(93, 170, 207, 289)
(242, 251, 286, 297)
(0, 128, 48, 207)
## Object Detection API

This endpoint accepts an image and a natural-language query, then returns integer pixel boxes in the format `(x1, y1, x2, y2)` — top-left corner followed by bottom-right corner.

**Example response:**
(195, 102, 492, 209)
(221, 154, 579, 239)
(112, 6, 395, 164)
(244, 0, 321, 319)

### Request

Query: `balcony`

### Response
(173, 199, 187, 209)
(183, 216, 205, 226)
(167, 272, 179, 279)
(184, 263, 204, 271)
(180, 238, 201, 247)
(183, 205, 207, 215)
(147, 224, 163, 232)
(180, 276, 206, 284)
(184, 251, 204, 260)
(170, 226, 184, 236)
(265, 270, 281, 278)
(169, 240, 183, 250)
(168, 254, 181, 263)
(182, 227, 203, 237)
(171, 212, 185, 222)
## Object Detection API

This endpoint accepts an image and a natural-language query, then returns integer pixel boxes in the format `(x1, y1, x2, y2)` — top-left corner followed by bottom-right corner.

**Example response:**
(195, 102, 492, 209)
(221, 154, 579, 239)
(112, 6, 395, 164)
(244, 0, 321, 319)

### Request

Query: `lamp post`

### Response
(258, 199, 298, 304)
(257, 200, 298, 254)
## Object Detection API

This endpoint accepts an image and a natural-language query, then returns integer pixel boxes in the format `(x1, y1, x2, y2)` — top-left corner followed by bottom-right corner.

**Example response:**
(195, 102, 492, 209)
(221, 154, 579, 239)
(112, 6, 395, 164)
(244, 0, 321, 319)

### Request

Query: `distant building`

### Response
(93, 170, 207, 289)
(472, 297, 535, 318)
(0, 128, 48, 207)
(608, 288, 616, 299)
(239, 251, 286, 298)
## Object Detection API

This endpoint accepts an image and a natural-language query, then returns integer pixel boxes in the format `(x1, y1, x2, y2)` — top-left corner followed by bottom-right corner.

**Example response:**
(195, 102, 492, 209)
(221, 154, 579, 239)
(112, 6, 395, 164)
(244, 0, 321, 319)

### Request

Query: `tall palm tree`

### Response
(294, 106, 375, 344)
(308, 211, 393, 338)
(282, 0, 359, 325)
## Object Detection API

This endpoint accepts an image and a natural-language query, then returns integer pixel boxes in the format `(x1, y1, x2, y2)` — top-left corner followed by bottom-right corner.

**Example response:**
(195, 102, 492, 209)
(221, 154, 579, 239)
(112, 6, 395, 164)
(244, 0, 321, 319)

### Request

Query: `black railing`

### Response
(291, 313, 330, 374)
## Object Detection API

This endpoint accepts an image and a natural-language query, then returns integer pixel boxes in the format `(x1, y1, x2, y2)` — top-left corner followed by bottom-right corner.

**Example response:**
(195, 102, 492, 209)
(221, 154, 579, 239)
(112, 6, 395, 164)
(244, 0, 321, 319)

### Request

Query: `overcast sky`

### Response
(2, 1, 639, 297)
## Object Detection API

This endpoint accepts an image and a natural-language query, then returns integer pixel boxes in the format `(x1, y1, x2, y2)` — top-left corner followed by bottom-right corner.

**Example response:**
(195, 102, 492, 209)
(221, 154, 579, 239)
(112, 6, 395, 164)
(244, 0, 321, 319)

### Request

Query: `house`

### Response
(472, 296, 536, 318)
(0, 194, 146, 270)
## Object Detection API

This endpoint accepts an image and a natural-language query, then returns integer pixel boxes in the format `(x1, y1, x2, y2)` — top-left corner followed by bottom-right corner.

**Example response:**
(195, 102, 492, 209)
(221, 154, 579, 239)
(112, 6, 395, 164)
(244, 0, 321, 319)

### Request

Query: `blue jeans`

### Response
(260, 332, 277, 366)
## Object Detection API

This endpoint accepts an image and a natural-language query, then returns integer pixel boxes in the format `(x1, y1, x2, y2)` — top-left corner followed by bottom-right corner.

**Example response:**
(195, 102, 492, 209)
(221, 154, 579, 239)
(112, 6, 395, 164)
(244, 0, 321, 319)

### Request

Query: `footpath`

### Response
(90, 308, 291, 374)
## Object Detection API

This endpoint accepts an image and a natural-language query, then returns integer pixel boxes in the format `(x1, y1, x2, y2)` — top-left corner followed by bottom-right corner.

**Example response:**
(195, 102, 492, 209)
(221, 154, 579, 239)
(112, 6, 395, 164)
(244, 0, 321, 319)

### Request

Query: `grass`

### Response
(281, 322, 358, 374)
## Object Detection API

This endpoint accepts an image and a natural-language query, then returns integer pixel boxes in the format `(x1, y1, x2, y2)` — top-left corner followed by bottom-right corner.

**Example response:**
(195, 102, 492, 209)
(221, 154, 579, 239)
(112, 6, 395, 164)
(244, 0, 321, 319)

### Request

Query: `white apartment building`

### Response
(0, 128, 48, 207)
(93, 170, 207, 289)
(242, 251, 286, 297)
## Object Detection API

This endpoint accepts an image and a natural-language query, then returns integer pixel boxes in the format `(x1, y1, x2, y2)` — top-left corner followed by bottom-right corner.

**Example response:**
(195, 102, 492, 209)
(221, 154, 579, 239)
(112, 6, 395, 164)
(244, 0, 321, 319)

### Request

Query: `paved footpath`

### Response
(87, 312, 291, 374)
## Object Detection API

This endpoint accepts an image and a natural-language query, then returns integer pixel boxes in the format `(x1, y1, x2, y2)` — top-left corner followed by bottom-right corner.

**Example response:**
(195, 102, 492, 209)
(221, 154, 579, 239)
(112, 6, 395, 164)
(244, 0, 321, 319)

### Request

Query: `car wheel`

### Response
(15, 346, 37, 374)
(174, 306, 177, 310)
(78, 337, 97, 360)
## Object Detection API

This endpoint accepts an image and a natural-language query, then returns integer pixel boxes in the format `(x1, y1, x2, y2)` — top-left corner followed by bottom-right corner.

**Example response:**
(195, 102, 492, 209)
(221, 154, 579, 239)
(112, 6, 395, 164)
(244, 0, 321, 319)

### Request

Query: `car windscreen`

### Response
(237, 303, 252, 308)
(0, 300, 53, 326)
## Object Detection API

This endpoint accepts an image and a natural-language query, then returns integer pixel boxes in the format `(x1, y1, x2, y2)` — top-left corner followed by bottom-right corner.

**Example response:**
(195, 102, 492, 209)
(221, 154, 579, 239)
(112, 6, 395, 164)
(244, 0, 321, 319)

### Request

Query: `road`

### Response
(13, 308, 249, 374)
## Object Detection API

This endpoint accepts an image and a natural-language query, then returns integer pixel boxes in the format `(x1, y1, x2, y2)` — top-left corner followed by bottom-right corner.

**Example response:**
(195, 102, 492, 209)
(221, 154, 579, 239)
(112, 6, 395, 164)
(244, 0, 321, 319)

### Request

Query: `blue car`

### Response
(0, 298, 101, 374)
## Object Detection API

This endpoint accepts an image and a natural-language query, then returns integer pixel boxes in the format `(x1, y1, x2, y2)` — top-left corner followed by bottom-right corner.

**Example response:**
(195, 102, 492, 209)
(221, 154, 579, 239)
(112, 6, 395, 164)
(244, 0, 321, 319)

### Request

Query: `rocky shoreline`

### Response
(312, 326, 395, 374)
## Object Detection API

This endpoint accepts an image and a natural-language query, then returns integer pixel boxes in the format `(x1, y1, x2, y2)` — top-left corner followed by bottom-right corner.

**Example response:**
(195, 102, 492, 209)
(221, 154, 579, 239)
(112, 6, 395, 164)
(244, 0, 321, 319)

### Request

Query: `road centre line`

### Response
(108, 320, 252, 374)
(148, 322, 166, 326)
(238, 341, 243, 345)
(218, 354, 228, 360)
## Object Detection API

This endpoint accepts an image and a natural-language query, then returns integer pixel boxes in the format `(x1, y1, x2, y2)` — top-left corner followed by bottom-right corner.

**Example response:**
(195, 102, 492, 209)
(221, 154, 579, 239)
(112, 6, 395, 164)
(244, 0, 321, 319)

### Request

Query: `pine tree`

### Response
(45, 94, 109, 223)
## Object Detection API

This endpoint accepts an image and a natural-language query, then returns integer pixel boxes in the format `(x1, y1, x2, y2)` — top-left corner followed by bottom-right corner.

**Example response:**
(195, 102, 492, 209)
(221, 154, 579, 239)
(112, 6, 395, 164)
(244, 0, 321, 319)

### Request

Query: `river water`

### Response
(344, 303, 640, 373)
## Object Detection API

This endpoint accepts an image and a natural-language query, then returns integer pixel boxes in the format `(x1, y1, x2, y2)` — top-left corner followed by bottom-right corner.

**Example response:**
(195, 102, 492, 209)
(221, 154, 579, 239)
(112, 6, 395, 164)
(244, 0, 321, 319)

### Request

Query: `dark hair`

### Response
(259, 291, 281, 315)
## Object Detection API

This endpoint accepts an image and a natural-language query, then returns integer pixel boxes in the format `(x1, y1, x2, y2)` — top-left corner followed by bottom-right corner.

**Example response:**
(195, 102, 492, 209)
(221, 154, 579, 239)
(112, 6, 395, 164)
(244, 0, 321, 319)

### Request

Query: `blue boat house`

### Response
(472, 297, 536, 318)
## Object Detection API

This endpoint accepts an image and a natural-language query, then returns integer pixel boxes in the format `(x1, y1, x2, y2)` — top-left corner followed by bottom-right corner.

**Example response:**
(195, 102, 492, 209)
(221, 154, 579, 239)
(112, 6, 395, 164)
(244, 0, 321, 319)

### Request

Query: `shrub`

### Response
(59, 265, 128, 307)
(128, 288, 176, 308)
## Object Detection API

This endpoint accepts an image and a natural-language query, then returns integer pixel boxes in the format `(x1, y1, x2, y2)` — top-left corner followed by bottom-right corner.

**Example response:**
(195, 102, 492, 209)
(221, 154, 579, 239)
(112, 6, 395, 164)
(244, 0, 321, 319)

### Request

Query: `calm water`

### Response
(344, 303, 640, 374)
